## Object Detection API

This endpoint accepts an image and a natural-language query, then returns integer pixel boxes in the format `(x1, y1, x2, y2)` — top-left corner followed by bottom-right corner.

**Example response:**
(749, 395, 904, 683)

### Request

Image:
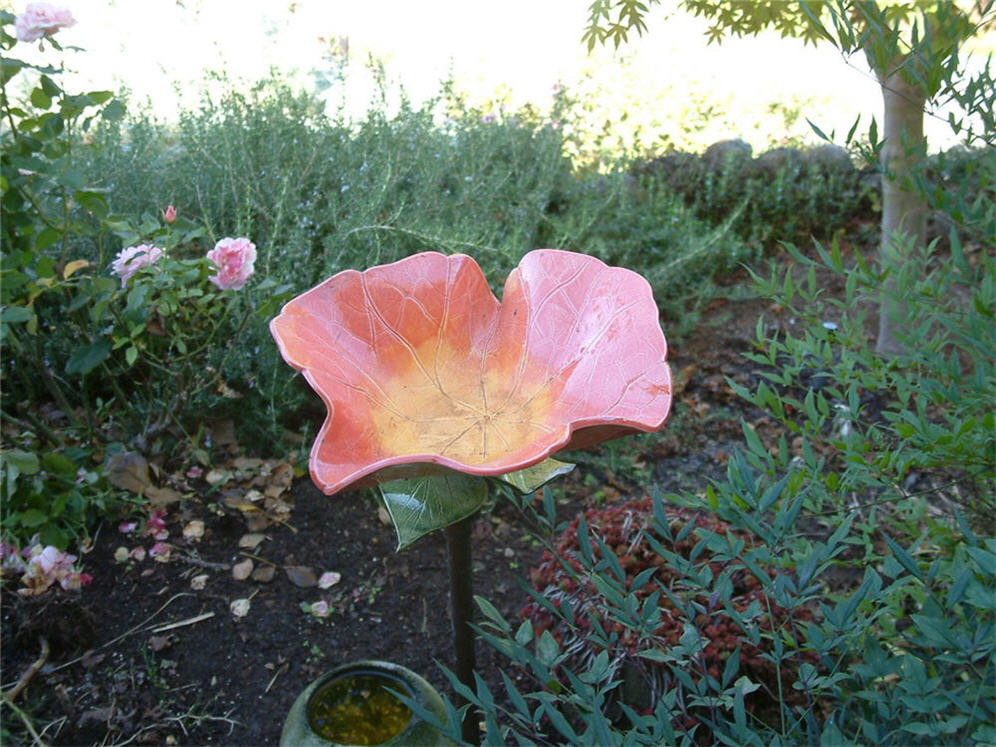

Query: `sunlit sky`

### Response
(12, 0, 988, 152)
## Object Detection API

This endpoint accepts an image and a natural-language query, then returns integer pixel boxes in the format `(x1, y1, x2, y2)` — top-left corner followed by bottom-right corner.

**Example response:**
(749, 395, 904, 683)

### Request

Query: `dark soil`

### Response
(1, 291, 789, 746)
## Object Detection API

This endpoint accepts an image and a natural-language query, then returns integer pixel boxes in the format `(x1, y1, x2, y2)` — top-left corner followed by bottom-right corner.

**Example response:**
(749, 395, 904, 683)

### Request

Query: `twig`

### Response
(3, 637, 50, 702)
(237, 550, 278, 567)
(149, 612, 215, 634)
(178, 553, 230, 571)
(264, 662, 289, 694)
(47, 593, 195, 674)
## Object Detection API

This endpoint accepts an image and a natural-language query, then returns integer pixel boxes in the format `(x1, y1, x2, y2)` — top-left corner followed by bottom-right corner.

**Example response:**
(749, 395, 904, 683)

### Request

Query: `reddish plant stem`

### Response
(445, 515, 478, 745)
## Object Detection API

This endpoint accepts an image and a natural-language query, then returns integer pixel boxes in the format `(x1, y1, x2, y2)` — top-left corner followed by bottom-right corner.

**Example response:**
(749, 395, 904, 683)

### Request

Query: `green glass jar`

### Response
(280, 660, 454, 746)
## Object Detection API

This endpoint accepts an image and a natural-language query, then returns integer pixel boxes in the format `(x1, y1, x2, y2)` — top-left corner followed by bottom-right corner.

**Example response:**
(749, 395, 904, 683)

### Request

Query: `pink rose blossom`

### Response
(207, 237, 256, 290)
(29, 545, 74, 575)
(15, 2, 76, 42)
(111, 244, 164, 287)
(146, 509, 168, 540)
(18, 544, 87, 595)
(163, 204, 177, 224)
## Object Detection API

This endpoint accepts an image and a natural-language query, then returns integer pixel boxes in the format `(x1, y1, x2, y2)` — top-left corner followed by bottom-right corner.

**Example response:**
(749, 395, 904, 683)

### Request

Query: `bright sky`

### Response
(15, 0, 984, 152)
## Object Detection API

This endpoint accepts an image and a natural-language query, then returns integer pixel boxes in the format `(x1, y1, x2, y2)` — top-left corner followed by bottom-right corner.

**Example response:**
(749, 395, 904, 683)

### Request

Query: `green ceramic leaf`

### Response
(495, 457, 574, 494)
(379, 474, 488, 550)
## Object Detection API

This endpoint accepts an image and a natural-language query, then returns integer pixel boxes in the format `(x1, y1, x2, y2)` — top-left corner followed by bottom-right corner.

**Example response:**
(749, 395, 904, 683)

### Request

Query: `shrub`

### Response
(634, 143, 876, 249)
(523, 496, 816, 737)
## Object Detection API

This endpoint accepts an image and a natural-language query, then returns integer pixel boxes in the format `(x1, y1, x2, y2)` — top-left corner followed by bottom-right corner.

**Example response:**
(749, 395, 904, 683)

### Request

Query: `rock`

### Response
(806, 144, 855, 174)
(753, 146, 804, 176)
(703, 139, 753, 171)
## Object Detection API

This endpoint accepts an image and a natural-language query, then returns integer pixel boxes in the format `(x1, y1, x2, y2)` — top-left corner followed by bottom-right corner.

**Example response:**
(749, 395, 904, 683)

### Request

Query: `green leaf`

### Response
(19, 509, 48, 528)
(30, 86, 52, 110)
(965, 546, 996, 577)
(379, 473, 488, 549)
(495, 456, 574, 494)
(65, 338, 111, 375)
(42, 450, 76, 477)
(884, 534, 925, 583)
(4, 449, 40, 475)
(101, 99, 126, 122)
(1, 306, 33, 324)
(536, 630, 560, 665)
(0, 58, 24, 86)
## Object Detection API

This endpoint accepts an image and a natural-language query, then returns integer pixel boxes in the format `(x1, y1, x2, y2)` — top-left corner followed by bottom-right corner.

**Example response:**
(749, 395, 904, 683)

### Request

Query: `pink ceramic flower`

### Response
(15, 2, 75, 42)
(111, 244, 164, 287)
(270, 249, 672, 495)
(207, 237, 256, 290)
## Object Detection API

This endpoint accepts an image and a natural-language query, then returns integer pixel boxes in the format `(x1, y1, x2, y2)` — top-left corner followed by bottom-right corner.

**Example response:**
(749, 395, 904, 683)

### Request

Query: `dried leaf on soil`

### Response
(284, 566, 317, 587)
(230, 598, 251, 618)
(105, 452, 151, 494)
(238, 533, 267, 550)
(251, 565, 276, 583)
(232, 558, 254, 580)
(146, 485, 183, 506)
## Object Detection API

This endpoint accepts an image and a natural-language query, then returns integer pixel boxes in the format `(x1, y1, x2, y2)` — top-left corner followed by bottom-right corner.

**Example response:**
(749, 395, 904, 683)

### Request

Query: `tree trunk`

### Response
(875, 65, 929, 356)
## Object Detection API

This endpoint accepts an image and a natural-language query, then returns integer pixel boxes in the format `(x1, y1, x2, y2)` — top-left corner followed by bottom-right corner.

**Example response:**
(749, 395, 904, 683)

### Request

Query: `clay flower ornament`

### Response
(270, 249, 672, 742)
(270, 249, 672, 504)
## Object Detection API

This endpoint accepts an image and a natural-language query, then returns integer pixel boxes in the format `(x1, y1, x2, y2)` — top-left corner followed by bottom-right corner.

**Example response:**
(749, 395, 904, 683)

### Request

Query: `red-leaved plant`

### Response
(523, 496, 816, 736)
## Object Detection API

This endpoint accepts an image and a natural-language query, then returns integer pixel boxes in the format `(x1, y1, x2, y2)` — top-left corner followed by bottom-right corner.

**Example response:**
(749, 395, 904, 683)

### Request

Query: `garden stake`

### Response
(445, 514, 478, 745)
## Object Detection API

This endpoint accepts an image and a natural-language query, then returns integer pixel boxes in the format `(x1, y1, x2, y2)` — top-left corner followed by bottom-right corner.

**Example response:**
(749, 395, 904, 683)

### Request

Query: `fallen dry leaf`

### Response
(246, 514, 274, 531)
(232, 558, 254, 580)
(146, 485, 183, 506)
(233, 457, 265, 472)
(238, 533, 267, 550)
(148, 635, 170, 652)
(230, 597, 251, 618)
(182, 520, 205, 541)
(106, 452, 151, 494)
(205, 469, 233, 486)
(190, 574, 208, 590)
(251, 565, 276, 583)
(284, 566, 318, 588)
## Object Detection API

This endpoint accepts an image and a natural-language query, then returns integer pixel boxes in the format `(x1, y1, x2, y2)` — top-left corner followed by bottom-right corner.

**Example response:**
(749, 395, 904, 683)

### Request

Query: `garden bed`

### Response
(1, 291, 779, 746)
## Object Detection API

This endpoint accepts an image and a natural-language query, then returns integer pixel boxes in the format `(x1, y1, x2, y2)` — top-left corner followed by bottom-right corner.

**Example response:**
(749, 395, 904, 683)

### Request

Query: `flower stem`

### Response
(445, 514, 478, 745)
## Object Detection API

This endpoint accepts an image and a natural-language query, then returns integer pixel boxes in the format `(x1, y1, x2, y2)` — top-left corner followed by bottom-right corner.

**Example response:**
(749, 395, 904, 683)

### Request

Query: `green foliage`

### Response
(636, 143, 875, 250)
(410, 88, 994, 746)
(0, 18, 294, 546)
(0, 445, 116, 549)
(743, 230, 995, 525)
